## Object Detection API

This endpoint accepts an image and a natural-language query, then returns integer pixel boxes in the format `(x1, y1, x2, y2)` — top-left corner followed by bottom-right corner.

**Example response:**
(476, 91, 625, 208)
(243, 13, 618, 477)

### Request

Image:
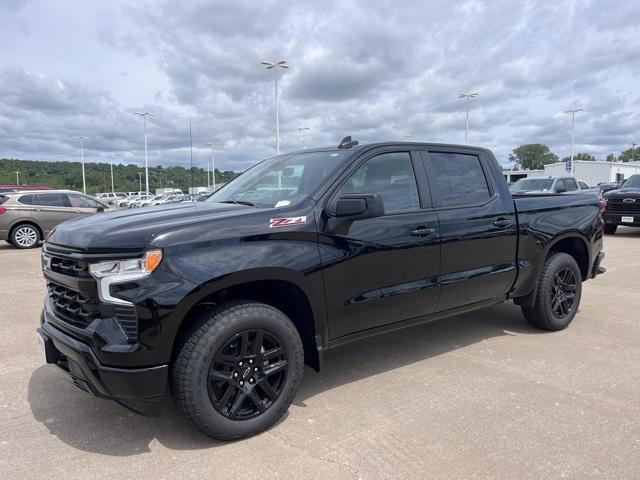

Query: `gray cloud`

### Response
(0, 0, 639, 171)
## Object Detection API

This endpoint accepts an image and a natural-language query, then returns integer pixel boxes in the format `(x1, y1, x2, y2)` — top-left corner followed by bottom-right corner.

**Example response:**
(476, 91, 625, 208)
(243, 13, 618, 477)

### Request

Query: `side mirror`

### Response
(96, 205, 105, 212)
(330, 194, 384, 219)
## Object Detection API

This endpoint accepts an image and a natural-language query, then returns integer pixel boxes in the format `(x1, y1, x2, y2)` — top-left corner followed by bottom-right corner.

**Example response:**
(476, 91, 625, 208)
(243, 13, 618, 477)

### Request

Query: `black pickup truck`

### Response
(37, 139, 605, 440)
(602, 174, 640, 234)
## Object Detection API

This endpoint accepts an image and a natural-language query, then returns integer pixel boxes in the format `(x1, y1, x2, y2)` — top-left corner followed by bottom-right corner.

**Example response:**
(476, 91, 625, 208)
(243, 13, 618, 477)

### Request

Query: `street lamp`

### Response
(458, 92, 479, 145)
(14, 171, 20, 186)
(632, 143, 637, 162)
(261, 60, 290, 155)
(133, 112, 155, 194)
(138, 172, 143, 194)
(207, 142, 217, 190)
(74, 136, 90, 193)
(110, 159, 115, 194)
(297, 127, 310, 149)
(565, 107, 583, 175)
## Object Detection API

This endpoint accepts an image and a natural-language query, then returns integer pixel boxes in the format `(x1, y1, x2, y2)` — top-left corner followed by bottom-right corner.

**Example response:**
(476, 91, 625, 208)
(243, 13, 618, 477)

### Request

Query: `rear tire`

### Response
(171, 301, 304, 441)
(10, 223, 41, 249)
(521, 252, 582, 331)
(603, 224, 617, 235)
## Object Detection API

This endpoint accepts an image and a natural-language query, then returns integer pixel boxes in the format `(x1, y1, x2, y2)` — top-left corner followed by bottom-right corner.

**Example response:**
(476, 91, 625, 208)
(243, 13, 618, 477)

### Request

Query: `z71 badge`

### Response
(269, 216, 307, 228)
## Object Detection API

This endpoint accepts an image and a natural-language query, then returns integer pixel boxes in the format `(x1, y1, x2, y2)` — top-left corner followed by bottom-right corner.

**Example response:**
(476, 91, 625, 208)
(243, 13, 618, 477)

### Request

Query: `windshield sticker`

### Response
(274, 200, 292, 207)
(269, 216, 307, 228)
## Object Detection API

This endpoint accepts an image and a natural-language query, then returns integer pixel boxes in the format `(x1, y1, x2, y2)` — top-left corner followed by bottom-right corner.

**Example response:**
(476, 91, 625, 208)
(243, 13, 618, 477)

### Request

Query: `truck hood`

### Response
(604, 187, 640, 199)
(48, 202, 258, 251)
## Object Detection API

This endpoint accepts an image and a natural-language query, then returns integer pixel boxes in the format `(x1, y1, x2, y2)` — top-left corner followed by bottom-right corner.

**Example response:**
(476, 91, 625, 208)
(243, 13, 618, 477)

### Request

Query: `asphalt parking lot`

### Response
(1, 229, 639, 479)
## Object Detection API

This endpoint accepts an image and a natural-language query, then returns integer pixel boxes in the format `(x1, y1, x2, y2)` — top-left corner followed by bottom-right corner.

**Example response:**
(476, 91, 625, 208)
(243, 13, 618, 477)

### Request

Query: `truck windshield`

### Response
(207, 151, 348, 207)
(622, 176, 640, 188)
(511, 178, 554, 191)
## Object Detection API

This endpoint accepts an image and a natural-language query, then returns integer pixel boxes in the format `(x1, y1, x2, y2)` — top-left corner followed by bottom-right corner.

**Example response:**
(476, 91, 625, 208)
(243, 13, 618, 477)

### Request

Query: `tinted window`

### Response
(428, 153, 491, 207)
(338, 152, 420, 214)
(68, 193, 99, 208)
(0, 195, 9, 205)
(563, 179, 578, 191)
(578, 181, 590, 189)
(511, 178, 554, 191)
(38, 193, 68, 207)
(18, 194, 37, 205)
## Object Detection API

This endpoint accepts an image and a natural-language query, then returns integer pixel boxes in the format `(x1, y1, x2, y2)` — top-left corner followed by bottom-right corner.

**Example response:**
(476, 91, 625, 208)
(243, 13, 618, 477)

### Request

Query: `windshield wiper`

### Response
(219, 200, 256, 207)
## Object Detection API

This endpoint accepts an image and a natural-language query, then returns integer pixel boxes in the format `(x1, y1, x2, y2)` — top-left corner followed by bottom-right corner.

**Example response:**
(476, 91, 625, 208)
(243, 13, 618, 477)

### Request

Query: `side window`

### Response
(68, 193, 100, 208)
(427, 153, 491, 207)
(18, 194, 37, 205)
(564, 179, 578, 191)
(578, 181, 590, 189)
(38, 193, 68, 207)
(337, 152, 420, 214)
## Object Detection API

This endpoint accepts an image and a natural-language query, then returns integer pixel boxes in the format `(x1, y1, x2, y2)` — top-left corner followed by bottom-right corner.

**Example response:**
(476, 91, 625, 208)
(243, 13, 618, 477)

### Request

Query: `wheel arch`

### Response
(9, 220, 44, 243)
(171, 269, 323, 371)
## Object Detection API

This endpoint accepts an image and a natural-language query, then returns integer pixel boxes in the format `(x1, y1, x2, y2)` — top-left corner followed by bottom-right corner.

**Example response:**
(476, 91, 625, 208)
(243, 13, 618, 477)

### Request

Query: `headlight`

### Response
(89, 250, 162, 305)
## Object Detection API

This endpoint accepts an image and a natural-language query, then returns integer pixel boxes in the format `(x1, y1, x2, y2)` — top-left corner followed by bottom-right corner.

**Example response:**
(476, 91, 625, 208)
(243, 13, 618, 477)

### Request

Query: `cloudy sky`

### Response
(1, 0, 639, 171)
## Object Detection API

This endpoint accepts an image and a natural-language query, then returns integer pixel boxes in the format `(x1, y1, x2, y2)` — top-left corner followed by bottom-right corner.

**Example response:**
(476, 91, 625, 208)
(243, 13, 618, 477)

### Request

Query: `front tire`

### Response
(603, 224, 617, 235)
(521, 252, 582, 331)
(171, 301, 304, 440)
(10, 223, 41, 249)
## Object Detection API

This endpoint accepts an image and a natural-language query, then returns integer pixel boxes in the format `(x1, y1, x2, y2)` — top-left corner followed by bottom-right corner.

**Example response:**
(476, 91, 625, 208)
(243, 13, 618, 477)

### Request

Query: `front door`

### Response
(419, 149, 518, 311)
(319, 150, 440, 340)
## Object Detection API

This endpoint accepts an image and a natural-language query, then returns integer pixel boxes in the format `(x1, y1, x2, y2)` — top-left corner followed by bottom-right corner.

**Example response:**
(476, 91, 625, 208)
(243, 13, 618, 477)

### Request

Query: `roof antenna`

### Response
(338, 136, 359, 149)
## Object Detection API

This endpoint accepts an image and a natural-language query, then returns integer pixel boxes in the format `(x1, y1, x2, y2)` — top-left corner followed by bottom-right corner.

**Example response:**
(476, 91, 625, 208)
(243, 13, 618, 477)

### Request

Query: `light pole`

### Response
(297, 127, 310, 149)
(565, 107, 583, 175)
(458, 92, 479, 145)
(632, 143, 637, 162)
(207, 142, 217, 190)
(261, 60, 290, 155)
(133, 112, 155, 194)
(110, 159, 115, 193)
(74, 136, 90, 193)
(138, 172, 143, 194)
(15, 171, 20, 186)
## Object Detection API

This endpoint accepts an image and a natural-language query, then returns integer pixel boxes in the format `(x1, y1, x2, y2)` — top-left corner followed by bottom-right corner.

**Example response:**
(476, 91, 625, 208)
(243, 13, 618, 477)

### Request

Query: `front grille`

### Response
(607, 199, 640, 213)
(47, 282, 100, 329)
(49, 256, 91, 278)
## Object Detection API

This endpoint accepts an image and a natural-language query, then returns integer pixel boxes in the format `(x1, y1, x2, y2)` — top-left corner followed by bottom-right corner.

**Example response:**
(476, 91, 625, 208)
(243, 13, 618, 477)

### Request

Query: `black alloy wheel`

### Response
(550, 267, 577, 319)
(208, 329, 288, 420)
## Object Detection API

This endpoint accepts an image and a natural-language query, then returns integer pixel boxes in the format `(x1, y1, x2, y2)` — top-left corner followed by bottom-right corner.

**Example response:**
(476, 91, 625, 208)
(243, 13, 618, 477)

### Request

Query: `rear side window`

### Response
(18, 194, 37, 205)
(426, 153, 491, 207)
(563, 178, 578, 191)
(0, 195, 8, 205)
(37, 193, 68, 207)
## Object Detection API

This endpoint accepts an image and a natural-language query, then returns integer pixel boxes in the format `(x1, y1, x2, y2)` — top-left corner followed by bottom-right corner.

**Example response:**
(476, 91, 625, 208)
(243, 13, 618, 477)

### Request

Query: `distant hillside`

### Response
(0, 158, 240, 194)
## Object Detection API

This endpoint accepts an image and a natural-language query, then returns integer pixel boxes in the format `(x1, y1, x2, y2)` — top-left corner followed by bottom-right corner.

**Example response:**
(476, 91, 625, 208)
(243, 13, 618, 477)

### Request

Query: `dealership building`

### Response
(504, 161, 640, 186)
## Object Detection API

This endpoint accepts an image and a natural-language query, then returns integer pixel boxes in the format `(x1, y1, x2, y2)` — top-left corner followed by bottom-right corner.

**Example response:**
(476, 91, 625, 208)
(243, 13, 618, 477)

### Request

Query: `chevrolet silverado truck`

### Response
(37, 138, 605, 440)
(602, 174, 640, 234)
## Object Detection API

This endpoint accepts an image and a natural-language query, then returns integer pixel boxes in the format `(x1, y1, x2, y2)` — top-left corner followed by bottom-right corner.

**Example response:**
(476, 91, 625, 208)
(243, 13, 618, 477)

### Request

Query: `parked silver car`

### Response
(0, 190, 114, 248)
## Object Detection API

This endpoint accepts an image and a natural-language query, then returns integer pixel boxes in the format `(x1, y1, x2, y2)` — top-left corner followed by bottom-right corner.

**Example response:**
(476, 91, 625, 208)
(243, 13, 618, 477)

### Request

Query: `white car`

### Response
(116, 195, 143, 208)
(128, 195, 154, 208)
(95, 192, 127, 204)
(138, 195, 166, 207)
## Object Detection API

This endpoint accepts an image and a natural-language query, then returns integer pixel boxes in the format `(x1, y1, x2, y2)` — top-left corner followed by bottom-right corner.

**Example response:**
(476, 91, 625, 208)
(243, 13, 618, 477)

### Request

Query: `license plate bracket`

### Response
(621, 216, 634, 223)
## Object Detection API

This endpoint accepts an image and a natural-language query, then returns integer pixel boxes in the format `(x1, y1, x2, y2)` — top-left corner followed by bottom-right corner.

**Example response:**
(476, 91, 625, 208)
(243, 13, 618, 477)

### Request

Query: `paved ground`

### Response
(1, 229, 639, 479)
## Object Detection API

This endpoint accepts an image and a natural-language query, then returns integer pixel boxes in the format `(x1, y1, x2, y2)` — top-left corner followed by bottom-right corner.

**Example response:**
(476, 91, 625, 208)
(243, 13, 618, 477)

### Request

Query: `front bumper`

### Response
(38, 314, 168, 416)
(604, 212, 640, 226)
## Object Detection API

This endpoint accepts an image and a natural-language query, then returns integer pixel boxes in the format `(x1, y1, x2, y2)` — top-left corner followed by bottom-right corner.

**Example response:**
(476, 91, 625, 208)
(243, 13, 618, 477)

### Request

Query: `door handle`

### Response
(411, 227, 435, 237)
(493, 218, 513, 228)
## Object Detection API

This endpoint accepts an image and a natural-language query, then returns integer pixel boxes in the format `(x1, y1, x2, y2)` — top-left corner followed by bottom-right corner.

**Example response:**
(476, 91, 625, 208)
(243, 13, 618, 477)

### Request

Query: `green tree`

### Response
(618, 147, 639, 162)
(508, 144, 559, 170)
(561, 152, 596, 162)
(605, 153, 616, 162)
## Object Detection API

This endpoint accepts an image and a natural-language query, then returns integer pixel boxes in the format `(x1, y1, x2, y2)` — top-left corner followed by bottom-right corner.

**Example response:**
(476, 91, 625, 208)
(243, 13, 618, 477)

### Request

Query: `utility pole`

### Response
(297, 127, 310, 149)
(207, 142, 217, 190)
(632, 143, 637, 162)
(458, 92, 479, 145)
(15, 171, 20, 186)
(261, 60, 290, 155)
(565, 107, 583, 175)
(110, 159, 115, 193)
(138, 172, 143, 194)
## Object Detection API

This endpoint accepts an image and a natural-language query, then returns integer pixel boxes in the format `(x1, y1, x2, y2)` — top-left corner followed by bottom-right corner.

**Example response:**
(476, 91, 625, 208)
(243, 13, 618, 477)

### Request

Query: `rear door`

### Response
(419, 149, 517, 311)
(31, 193, 73, 234)
(320, 149, 441, 339)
